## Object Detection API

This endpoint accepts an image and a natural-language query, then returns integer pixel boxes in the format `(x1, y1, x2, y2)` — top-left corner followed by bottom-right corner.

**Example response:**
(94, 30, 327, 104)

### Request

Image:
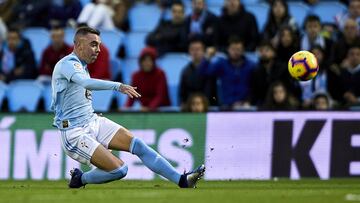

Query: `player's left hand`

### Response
(119, 84, 141, 98)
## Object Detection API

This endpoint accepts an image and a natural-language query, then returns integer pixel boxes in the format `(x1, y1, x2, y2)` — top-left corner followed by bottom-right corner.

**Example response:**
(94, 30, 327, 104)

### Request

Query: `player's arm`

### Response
(71, 73, 141, 98)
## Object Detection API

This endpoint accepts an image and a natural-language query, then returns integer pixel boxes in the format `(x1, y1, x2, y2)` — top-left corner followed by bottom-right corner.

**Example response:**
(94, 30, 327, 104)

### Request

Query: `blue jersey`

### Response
(51, 52, 120, 130)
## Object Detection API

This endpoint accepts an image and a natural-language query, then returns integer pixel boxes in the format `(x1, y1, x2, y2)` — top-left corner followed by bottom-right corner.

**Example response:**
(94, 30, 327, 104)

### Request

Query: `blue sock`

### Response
(130, 137, 181, 184)
(81, 164, 128, 184)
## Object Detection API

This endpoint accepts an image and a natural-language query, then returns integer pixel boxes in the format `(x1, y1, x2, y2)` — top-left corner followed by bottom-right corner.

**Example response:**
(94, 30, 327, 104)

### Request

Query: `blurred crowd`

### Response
(0, 0, 360, 113)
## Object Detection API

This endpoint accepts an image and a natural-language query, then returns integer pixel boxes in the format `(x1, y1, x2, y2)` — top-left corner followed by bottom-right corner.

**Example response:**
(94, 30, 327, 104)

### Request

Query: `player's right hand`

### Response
(119, 84, 141, 99)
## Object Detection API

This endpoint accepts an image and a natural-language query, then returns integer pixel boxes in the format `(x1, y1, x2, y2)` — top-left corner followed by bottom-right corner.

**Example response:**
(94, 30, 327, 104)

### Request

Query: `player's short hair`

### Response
(74, 26, 100, 44)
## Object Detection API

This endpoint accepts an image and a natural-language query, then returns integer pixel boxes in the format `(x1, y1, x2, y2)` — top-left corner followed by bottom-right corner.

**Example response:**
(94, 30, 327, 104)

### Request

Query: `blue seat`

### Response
(110, 59, 122, 80)
(245, 3, 270, 32)
(245, 52, 259, 64)
(157, 53, 190, 106)
(22, 28, 50, 64)
(288, 2, 310, 28)
(91, 90, 114, 112)
(129, 3, 161, 32)
(312, 2, 347, 24)
(123, 58, 139, 84)
(125, 32, 147, 58)
(0, 81, 7, 109)
(208, 5, 222, 16)
(64, 28, 76, 45)
(157, 53, 190, 86)
(80, 0, 90, 6)
(206, 0, 224, 6)
(42, 84, 53, 112)
(114, 91, 128, 109)
(7, 80, 44, 112)
(101, 30, 125, 59)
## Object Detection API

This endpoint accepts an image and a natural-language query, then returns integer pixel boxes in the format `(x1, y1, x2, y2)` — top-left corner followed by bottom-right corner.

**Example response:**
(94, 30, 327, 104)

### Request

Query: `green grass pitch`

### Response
(0, 179, 359, 203)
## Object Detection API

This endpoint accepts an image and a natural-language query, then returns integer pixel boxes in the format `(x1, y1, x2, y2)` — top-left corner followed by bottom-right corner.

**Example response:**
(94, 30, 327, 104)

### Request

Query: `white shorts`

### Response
(59, 116, 123, 165)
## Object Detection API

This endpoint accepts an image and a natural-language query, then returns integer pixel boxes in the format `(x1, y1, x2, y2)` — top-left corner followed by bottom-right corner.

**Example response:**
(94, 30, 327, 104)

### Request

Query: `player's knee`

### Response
(111, 164, 128, 180)
(130, 137, 147, 155)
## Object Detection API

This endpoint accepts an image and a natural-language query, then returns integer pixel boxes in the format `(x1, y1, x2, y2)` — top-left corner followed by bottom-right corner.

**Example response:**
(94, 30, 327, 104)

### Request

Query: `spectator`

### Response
(261, 81, 299, 110)
(312, 92, 332, 110)
(49, 0, 82, 28)
(10, 0, 51, 28)
(331, 18, 360, 65)
(179, 38, 217, 108)
(276, 26, 300, 65)
(251, 41, 301, 106)
(38, 26, 72, 83)
(125, 47, 170, 111)
(199, 37, 255, 110)
(341, 45, 360, 106)
(146, 2, 187, 55)
(301, 15, 333, 58)
(300, 46, 346, 108)
(183, 92, 209, 112)
(0, 28, 37, 83)
(214, 0, 259, 52)
(336, 0, 360, 31)
(262, 0, 297, 47)
(185, 0, 218, 46)
(112, 0, 130, 32)
(87, 43, 111, 79)
(77, 0, 115, 30)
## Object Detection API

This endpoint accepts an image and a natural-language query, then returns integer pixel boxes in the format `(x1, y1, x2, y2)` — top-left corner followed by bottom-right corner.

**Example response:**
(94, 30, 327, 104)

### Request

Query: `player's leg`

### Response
(60, 128, 128, 188)
(108, 127, 205, 188)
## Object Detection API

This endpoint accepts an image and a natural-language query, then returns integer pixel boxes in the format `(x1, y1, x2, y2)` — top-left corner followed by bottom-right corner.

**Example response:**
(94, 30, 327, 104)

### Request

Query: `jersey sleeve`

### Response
(60, 60, 85, 81)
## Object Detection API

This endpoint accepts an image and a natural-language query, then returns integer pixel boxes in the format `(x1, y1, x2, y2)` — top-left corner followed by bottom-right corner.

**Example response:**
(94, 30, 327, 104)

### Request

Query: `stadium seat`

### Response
(110, 59, 122, 80)
(245, 52, 259, 64)
(7, 80, 44, 112)
(288, 2, 310, 28)
(245, 3, 270, 32)
(129, 3, 162, 32)
(91, 90, 114, 112)
(312, 2, 348, 24)
(22, 28, 50, 64)
(123, 58, 139, 84)
(42, 84, 53, 112)
(157, 53, 191, 106)
(206, 0, 224, 6)
(125, 32, 147, 58)
(80, 0, 90, 6)
(101, 29, 125, 59)
(208, 5, 222, 16)
(157, 53, 190, 86)
(0, 81, 7, 109)
(64, 28, 76, 45)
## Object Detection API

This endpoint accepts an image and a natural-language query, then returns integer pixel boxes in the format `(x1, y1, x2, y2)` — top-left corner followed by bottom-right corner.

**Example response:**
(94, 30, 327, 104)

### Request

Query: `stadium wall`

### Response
(1, 112, 360, 180)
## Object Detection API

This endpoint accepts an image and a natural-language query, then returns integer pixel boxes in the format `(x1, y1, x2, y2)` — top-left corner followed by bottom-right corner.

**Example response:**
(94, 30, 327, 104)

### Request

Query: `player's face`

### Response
(189, 42, 205, 62)
(228, 42, 244, 61)
(79, 33, 101, 64)
(191, 96, 205, 112)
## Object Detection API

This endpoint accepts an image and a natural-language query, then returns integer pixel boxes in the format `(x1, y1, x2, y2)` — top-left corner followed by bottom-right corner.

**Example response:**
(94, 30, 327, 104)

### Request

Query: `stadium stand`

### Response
(245, 3, 270, 32)
(125, 32, 147, 58)
(128, 3, 162, 32)
(288, 2, 310, 28)
(312, 1, 347, 24)
(0, 81, 7, 110)
(22, 27, 50, 64)
(100, 29, 125, 59)
(7, 80, 43, 112)
(42, 84, 53, 112)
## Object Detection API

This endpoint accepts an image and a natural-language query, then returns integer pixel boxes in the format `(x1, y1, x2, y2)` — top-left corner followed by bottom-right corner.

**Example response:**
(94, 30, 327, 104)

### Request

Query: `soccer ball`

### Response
(288, 50, 319, 81)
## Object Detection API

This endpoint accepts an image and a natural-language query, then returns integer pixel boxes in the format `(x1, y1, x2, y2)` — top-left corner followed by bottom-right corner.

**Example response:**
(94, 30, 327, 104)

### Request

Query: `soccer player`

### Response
(51, 27, 205, 188)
